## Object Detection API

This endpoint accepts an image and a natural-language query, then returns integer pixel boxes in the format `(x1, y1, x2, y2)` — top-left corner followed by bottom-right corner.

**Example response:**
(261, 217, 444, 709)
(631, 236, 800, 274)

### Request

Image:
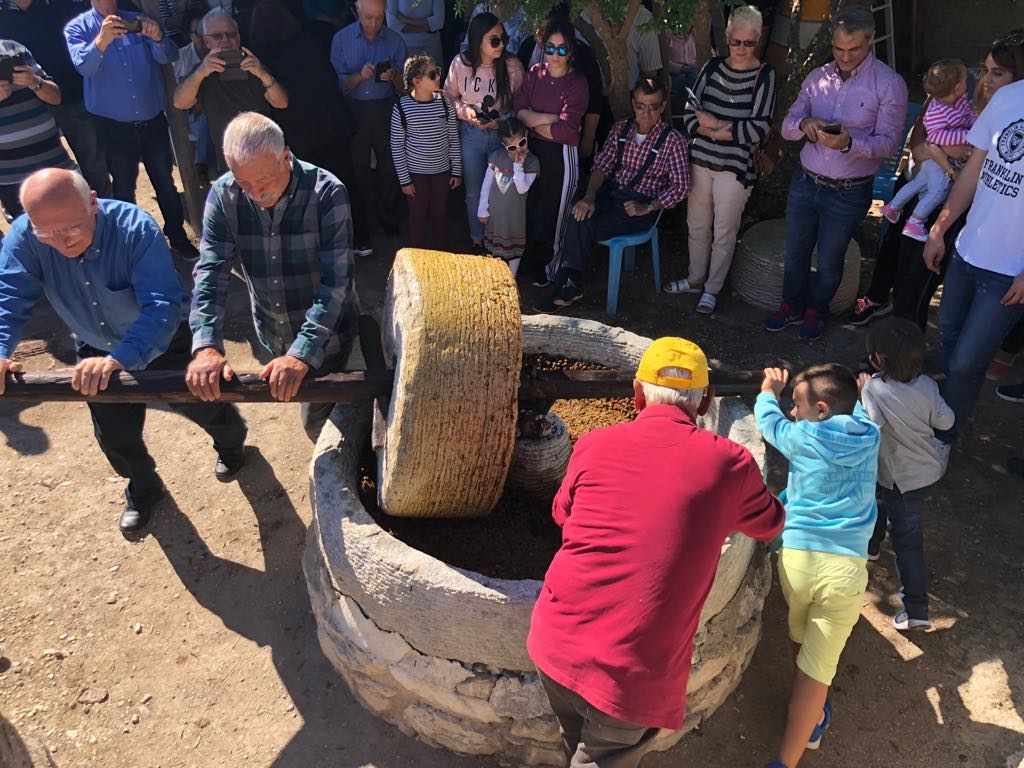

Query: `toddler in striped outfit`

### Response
(881, 59, 975, 241)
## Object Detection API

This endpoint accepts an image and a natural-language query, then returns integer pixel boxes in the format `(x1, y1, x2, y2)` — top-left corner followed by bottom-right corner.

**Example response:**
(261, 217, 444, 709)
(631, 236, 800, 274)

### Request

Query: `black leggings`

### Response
(525, 136, 579, 279)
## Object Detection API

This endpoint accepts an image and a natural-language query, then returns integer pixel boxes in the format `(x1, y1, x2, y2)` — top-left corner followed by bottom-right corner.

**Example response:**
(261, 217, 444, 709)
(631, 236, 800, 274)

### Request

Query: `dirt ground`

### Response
(2, 177, 1023, 768)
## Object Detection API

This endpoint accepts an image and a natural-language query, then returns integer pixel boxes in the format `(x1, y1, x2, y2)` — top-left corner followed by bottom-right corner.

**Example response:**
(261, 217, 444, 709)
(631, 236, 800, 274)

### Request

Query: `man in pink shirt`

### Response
(765, 6, 908, 341)
(528, 337, 785, 768)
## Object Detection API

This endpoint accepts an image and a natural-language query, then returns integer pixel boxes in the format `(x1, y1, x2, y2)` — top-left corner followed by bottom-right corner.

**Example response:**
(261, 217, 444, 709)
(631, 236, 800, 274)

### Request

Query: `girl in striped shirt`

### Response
(390, 54, 462, 250)
(881, 60, 976, 242)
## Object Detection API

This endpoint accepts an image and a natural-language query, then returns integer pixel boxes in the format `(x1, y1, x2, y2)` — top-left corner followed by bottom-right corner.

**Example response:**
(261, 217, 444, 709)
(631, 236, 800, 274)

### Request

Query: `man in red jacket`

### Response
(528, 337, 785, 767)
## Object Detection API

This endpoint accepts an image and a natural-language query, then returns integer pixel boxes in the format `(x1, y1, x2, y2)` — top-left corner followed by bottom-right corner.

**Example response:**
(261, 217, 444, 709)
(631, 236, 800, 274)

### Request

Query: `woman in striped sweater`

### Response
(670, 5, 776, 315)
(390, 54, 462, 250)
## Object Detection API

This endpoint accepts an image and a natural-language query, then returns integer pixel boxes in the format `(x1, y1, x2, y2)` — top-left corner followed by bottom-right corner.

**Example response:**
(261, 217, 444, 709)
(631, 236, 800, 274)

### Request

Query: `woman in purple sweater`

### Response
(513, 16, 589, 285)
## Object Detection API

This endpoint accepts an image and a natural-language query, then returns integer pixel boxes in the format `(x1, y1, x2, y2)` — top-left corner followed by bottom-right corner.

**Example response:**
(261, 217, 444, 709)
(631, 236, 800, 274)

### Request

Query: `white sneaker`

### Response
(892, 611, 931, 631)
(696, 292, 717, 314)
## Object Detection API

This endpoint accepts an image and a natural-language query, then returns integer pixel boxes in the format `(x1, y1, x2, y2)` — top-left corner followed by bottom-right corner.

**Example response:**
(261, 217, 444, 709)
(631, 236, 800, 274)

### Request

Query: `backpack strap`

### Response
(395, 95, 408, 132)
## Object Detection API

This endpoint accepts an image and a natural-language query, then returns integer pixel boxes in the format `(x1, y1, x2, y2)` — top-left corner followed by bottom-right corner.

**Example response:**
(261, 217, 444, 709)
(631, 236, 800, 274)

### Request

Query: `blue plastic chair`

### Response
(599, 212, 663, 318)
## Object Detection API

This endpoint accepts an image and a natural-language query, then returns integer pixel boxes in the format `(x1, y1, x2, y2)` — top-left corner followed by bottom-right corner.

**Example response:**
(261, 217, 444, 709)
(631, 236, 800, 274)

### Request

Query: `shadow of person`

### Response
(148, 446, 493, 768)
(0, 711, 54, 767)
(0, 400, 49, 456)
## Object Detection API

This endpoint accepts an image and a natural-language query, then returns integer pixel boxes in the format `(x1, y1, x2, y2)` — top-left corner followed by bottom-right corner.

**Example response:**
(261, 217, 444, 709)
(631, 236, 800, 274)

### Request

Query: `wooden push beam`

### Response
(1, 367, 773, 404)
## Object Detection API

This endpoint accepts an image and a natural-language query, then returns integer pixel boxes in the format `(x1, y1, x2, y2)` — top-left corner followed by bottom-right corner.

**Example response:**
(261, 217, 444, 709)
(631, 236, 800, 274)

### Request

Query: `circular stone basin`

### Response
(303, 315, 773, 766)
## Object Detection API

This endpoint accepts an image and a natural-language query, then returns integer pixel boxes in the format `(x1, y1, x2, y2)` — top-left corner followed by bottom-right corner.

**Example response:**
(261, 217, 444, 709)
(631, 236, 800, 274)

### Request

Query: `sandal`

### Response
(696, 292, 717, 315)
(664, 278, 701, 294)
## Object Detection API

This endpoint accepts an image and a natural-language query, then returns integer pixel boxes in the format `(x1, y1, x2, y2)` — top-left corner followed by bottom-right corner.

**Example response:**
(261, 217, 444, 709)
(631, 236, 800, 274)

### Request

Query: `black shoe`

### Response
(215, 447, 247, 482)
(847, 296, 892, 327)
(120, 481, 166, 534)
(552, 281, 584, 308)
(170, 238, 200, 261)
(534, 285, 558, 312)
(995, 382, 1024, 403)
(1008, 456, 1024, 478)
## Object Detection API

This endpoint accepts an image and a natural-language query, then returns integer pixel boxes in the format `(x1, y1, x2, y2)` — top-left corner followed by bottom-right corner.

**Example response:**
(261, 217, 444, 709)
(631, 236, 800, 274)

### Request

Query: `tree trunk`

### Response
(583, 0, 644, 118)
(693, 0, 713, 64)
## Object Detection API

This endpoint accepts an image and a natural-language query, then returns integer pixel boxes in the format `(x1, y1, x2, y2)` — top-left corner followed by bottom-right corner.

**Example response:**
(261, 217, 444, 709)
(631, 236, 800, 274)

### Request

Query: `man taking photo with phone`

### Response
(173, 9, 288, 178)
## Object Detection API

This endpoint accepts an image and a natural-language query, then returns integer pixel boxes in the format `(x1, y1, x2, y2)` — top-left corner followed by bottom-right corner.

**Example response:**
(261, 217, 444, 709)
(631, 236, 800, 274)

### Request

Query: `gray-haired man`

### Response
(186, 112, 359, 442)
(172, 9, 288, 176)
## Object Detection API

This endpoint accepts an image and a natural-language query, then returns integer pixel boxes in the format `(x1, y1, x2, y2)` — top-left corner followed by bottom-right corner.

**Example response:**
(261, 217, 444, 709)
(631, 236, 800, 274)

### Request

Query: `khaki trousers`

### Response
(686, 164, 752, 295)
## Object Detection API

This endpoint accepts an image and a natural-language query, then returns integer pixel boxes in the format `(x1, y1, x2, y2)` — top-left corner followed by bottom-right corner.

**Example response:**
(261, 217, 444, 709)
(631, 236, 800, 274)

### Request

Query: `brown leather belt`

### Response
(803, 168, 874, 191)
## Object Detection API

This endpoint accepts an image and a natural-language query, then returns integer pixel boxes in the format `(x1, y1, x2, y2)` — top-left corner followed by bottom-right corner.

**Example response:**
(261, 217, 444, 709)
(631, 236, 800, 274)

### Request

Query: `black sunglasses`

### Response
(488, 34, 507, 48)
(728, 38, 757, 48)
(503, 137, 528, 152)
(544, 43, 569, 57)
(422, 68, 439, 80)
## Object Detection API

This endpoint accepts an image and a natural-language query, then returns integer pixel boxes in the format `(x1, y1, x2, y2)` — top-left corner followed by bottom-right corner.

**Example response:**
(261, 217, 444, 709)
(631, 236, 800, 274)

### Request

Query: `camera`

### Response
(374, 60, 392, 81)
(122, 18, 143, 33)
(477, 95, 501, 122)
(0, 52, 26, 83)
(217, 48, 247, 81)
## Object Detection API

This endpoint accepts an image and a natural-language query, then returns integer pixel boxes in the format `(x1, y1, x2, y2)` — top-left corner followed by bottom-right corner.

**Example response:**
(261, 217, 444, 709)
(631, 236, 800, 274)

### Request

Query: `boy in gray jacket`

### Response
(861, 318, 955, 631)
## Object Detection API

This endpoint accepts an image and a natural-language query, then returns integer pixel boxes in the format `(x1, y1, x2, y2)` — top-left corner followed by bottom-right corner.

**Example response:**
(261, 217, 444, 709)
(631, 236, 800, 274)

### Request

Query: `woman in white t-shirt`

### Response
(923, 77, 1024, 438)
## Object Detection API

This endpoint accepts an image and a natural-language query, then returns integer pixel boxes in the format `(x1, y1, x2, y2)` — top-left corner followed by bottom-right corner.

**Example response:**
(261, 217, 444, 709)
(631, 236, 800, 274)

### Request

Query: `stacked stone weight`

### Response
(377, 249, 523, 518)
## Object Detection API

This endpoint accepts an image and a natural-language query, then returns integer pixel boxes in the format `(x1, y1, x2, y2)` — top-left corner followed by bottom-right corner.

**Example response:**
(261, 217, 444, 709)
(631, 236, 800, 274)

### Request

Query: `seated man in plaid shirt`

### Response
(186, 112, 359, 442)
(539, 79, 691, 311)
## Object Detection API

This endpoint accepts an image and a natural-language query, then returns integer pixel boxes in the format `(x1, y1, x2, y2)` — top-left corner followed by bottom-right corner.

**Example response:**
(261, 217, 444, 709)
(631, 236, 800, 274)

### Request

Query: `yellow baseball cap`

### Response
(635, 337, 710, 390)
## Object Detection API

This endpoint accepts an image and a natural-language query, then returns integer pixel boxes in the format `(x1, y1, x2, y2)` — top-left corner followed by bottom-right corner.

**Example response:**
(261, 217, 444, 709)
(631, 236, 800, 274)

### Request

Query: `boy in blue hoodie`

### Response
(755, 364, 879, 768)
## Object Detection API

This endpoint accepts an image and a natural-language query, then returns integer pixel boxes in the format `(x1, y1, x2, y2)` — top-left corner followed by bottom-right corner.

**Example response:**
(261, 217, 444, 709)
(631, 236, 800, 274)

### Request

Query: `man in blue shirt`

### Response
(64, 0, 199, 259)
(330, 0, 405, 255)
(0, 169, 247, 534)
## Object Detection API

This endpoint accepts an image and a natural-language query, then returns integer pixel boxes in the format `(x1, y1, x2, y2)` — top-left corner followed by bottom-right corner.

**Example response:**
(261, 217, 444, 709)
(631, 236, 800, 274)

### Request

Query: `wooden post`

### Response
(1, 366, 783, 404)
(162, 65, 204, 236)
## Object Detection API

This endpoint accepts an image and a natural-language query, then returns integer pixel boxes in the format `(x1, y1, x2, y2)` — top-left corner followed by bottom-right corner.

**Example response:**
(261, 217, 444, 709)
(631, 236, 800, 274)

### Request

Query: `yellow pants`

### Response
(778, 548, 868, 686)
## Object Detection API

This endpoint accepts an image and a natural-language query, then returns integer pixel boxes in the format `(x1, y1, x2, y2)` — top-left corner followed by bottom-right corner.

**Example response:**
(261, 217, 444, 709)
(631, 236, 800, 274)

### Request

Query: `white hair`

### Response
(222, 112, 286, 166)
(19, 169, 91, 210)
(638, 366, 706, 416)
(726, 5, 763, 37)
(201, 7, 237, 35)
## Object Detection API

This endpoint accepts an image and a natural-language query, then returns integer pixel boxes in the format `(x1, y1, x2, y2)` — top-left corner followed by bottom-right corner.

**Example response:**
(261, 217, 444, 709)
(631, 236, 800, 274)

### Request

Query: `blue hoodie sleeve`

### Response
(754, 392, 806, 460)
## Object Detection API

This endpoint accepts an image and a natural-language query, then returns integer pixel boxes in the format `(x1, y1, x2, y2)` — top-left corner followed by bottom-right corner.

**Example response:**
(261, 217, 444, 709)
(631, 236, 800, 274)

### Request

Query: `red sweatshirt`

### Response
(512, 62, 588, 145)
(527, 404, 785, 729)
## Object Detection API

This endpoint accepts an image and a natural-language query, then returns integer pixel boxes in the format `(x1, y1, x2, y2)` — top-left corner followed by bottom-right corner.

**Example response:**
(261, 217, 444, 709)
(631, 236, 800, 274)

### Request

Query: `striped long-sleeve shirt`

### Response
(683, 57, 776, 187)
(389, 94, 462, 187)
(922, 94, 975, 147)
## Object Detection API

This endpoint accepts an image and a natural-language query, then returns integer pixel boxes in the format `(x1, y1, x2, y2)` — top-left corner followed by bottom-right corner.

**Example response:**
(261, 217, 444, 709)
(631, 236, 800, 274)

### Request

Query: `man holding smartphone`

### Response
(766, 6, 907, 341)
(330, 0, 406, 257)
(172, 9, 288, 177)
(64, 0, 200, 259)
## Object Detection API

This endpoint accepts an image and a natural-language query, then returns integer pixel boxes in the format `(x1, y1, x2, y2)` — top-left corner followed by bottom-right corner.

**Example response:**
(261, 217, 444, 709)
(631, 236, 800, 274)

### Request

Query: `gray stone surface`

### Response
(303, 316, 775, 765)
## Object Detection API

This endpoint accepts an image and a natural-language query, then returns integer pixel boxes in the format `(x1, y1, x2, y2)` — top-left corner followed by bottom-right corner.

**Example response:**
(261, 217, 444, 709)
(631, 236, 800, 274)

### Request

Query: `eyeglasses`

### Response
(204, 30, 239, 42)
(32, 223, 87, 242)
(544, 43, 569, 57)
(503, 137, 528, 152)
(728, 38, 757, 48)
(488, 34, 507, 48)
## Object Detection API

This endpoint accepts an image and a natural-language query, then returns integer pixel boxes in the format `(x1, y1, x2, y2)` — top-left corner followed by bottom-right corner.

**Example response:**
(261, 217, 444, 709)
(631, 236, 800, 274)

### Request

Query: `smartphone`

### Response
(0, 52, 25, 83)
(122, 18, 142, 33)
(820, 123, 843, 135)
(217, 49, 248, 81)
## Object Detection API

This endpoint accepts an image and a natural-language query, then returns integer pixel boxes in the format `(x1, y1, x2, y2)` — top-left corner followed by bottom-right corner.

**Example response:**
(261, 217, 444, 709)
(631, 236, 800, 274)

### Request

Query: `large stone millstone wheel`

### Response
(304, 311, 774, 766)
(377, 249, 522, 518)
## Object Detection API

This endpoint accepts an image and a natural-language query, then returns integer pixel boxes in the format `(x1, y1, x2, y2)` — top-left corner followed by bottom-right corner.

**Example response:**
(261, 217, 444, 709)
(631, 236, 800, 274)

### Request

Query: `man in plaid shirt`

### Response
(187, 112, 359, 442)
(539, 79, 691, 311)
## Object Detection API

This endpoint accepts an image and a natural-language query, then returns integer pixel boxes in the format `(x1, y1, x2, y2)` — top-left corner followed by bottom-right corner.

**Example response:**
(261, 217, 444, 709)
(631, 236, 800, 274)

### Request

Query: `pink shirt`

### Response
(527, 405, 785, 730)
(444, 55, 525, 123)
(921, 94, 975, 146)
(782, 53, 909, 179)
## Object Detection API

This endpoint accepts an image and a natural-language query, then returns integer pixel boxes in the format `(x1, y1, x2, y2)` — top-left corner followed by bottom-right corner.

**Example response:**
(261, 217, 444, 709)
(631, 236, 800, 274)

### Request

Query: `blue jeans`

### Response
(782, 171, 873, 316)
(871, 484, 929, 621)
(887, 159, 951, 222)
(460, 121, 501, 244)
(939, 252, 1024, 434)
